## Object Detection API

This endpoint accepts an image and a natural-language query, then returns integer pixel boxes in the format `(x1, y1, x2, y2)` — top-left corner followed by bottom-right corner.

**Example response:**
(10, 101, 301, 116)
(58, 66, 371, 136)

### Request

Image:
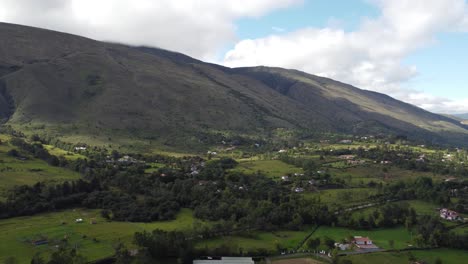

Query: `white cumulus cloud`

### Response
(223, 0, 468, 114)
(0, 0, 301, 60)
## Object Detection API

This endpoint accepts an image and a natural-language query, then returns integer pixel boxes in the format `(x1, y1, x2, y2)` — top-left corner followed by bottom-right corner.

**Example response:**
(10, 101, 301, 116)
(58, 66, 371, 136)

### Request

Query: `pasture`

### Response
(43, 144, 86, 160)
(0, 151, 81, 196)
(306, 226, 412, 250)
(0, 208, 197, 263)
(340, 248, 468, 264)
(272, 257, 324, 264)
(232, 160, 303, 179)
(330, 164, 446, 186)
(302, 188, 378, 207)
(196, 228, 315, 252)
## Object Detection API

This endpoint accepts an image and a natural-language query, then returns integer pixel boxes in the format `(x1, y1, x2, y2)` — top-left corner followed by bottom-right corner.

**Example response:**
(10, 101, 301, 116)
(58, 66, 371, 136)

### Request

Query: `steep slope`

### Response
(453, 113, 468, 120)
(0, 22, 467, 147)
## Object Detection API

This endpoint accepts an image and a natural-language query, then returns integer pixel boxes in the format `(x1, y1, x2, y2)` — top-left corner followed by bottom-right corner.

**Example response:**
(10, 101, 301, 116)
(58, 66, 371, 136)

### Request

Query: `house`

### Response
(117, 155, 144, 165)
(353, 236, 378, 249)
(75, 218, 83, 223)
(193, 257, 254, 264)
(281, 175, 290, 181)
(440, 208, 462, 221)
(347, 160, 365, 165)
(339, 140, 353, 144)
(74, 146, 87, 151)
(339, 155, 356, 160)
(334, 243, 350, 251)
(294, 187, 304, 193)
(278, 149, 287, 153)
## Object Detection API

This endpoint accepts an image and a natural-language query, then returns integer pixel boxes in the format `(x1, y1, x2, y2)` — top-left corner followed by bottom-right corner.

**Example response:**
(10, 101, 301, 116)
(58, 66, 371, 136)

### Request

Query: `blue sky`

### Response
(1, 0, 467, 113)
(227, 0, 468, 112)
(235, 0, 380, 39)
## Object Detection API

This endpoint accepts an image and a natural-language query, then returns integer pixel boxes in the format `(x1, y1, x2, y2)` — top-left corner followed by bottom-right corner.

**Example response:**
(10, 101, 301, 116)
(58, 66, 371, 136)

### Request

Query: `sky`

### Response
(0, 0, 467, 114)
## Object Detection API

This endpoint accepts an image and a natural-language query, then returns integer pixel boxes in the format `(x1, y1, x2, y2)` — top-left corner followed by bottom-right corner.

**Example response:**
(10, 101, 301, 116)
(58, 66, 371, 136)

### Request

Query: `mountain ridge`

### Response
(0, 22, 467, 148)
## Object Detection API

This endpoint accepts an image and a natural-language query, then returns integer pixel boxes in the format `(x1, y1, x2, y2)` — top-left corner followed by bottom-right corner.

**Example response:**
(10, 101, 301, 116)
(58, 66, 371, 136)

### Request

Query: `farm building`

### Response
(440, 208, 462, 221)
(193, 257, 254, 264)
(294, 187, 305, 193)
(339, 155, 356, 160)
(353, 236, 379, 249)
(334, 242, 350, 250)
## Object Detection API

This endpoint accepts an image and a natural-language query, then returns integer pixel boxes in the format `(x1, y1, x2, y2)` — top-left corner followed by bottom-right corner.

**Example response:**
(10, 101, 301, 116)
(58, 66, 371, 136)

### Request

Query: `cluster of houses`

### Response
(281, 172, 305, 182)
(338, 155, 366, 165)
(440, 208, 463, 221)
(105, 155, 145, 165)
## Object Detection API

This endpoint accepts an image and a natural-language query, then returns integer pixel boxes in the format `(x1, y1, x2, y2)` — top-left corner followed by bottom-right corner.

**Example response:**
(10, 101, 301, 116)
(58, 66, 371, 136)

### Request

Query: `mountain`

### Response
(1, 22, 467, 148)
(453, 113, 468, 120)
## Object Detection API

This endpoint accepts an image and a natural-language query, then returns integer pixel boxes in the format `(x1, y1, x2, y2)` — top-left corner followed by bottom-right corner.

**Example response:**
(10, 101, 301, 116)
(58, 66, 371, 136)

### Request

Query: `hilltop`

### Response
(0, 22, 467, 149)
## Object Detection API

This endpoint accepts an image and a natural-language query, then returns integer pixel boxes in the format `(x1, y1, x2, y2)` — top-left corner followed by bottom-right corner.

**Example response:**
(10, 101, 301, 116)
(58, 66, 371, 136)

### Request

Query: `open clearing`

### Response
(0, 145, 81, 196)
(341, 248, 468, 264)
(232, 160, 303, 179)
(307, 226, 412, 250)
(302, 188, 378, 207)
(196, 227, 315, 252)
(273, 258, 324, 264)
(0, 208, 197, 263)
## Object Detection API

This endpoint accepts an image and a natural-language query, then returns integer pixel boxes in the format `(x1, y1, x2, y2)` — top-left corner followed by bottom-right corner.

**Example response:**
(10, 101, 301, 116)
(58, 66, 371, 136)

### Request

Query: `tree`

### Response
(3, 257, 18, 264)
(6, 149, 19, 157)
(47, 247, 87, 264)
(30, 254, 45, 264)
(306, 238, 320, 251)
(388, 239, 395, 249)
(114, 242, 132, 264)
(322, 236, 335, 249)
(331, 248, 339, 264)
(435, 257, 443, 264)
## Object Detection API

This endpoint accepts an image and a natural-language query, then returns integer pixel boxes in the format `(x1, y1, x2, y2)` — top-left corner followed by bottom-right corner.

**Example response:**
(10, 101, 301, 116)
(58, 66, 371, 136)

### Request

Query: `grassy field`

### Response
(196, 228, 315, 253)
(0, 208, 197, 262)
(43, 144, 86, 160)
(330, 164, 445, 186)
(351, 200, 439, 220)
(307, 226, 413, 250)
(232, 160, 303, 179)
(0, 145, 81, 196)
(302, 188, 378, 206)
(340, 248, 468, 264)
(272, 257, 324, 264)
(144, 162, 166, 173)
(406, 200, 439, 216)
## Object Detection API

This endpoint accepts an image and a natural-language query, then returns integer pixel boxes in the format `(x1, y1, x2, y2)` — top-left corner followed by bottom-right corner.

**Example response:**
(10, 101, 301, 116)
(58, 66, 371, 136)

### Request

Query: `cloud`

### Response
(224, 0, 468, 113)
(272, 26, 286, 32)
(1, 0, 467, 113)
(0, 0, 301, 60)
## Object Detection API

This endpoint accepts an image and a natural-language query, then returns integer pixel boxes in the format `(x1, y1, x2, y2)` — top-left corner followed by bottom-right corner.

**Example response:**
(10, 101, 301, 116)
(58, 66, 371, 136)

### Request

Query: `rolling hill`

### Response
(0, 22, 467, 148)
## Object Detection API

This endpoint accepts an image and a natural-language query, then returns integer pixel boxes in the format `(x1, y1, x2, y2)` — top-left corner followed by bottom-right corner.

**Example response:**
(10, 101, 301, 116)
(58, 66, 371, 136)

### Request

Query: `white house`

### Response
(440, 208, 462, 221)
